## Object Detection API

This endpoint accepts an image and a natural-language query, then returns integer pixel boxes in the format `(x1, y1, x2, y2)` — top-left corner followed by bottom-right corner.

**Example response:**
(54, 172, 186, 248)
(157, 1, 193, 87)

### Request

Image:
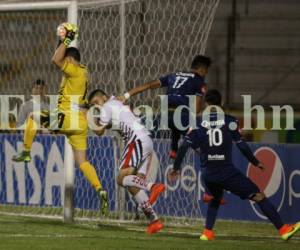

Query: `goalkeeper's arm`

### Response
(52, 23, 77, 68)
(51, 42, 67, 68)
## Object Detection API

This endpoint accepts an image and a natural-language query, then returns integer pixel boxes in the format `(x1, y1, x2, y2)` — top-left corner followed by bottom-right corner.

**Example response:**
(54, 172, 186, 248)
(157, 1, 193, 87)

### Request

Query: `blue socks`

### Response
(257, 198, 283, 230)
(205, 199, 221, 230)
(205, 197, 284, 231)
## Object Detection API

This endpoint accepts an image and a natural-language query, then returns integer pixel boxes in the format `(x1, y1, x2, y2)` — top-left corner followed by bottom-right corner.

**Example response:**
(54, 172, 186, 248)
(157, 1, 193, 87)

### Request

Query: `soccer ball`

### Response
(56, 23, 67, 40)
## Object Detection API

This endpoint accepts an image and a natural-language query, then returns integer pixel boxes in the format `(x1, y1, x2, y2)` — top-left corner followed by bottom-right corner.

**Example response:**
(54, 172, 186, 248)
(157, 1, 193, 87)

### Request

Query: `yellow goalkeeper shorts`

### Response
(31, 109, 88, 151)
(58, 111, 88, 151)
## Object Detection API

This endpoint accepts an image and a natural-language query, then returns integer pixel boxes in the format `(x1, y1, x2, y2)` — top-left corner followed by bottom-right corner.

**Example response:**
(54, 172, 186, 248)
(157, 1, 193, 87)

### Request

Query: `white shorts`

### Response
(119, 136, 154, 176)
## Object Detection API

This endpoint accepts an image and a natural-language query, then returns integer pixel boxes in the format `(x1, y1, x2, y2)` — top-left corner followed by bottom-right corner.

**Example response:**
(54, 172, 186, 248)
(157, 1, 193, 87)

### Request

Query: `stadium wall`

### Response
(0, 134, 299, 223)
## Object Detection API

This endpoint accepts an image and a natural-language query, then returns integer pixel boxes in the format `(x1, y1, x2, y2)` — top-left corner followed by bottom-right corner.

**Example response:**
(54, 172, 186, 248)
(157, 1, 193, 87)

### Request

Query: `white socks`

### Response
(122, 175, 154, 191)
(134, 190, 158, 222)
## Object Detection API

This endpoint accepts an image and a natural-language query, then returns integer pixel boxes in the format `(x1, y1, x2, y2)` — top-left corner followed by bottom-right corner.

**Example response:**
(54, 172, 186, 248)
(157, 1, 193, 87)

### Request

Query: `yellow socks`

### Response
(79, 161, 102, 191)
(24, 116, 37, 152)
(24, 117, 103, 192)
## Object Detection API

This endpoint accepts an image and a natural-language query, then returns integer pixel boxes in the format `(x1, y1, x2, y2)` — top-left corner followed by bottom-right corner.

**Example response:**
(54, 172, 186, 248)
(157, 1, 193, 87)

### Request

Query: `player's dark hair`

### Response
(205, 89, 222, 106)
(88, 89, 107, 103)
(65, 47, 81, 62)
(191, 55, 211, 69)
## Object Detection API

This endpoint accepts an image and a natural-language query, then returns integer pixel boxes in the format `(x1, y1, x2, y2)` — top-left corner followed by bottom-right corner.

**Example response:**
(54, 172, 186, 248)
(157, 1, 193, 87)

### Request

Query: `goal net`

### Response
(0, 0, 219, 225)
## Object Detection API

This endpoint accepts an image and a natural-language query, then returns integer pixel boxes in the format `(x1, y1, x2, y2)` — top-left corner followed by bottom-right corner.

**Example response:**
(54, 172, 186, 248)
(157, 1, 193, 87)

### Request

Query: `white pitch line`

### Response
(0, 212, 299, 241)
(0, 234, 84, 238)
(122, 225, 300, 240)
(0, 233, 143, 240)
(1, 230, 299, 241)
(1, 226, 300, 242)
(0, 211, 62, 221)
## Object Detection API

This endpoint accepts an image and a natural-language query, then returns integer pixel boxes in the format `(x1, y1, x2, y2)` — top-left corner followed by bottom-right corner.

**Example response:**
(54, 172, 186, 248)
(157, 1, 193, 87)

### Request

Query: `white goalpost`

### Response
(0, 0, 220, 225)
(0, 0, 78, 224)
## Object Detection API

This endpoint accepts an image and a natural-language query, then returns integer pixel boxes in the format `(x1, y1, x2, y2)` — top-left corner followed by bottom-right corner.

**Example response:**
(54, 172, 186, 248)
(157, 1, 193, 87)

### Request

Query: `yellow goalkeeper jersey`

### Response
(57, 61, 88, 112)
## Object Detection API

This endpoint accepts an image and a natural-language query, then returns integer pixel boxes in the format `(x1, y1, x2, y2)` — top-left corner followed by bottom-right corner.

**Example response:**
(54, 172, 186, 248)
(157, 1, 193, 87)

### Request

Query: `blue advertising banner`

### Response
(0, 134, 299, 223)
(74, 135, 116, 210)
(0, 134, 65, 207)
(0, 134, 115, 210)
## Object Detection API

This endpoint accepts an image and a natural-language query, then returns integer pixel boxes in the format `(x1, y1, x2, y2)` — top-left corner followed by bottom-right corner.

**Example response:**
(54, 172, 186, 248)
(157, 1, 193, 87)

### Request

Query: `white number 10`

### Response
(207, 128, 223, 147)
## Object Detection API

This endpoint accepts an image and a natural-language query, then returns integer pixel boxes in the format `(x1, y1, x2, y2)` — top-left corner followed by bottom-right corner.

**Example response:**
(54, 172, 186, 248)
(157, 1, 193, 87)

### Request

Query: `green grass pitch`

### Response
(0, 214, 299, 250)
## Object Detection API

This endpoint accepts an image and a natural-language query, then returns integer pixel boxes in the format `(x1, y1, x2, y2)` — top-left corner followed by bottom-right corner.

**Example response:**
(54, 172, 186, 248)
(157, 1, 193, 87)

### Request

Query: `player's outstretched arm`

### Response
(236, 141, 265, 171)
(236, 140, 260, 167)
(118, 79, 161, 102)
(230, 118, 264, 170)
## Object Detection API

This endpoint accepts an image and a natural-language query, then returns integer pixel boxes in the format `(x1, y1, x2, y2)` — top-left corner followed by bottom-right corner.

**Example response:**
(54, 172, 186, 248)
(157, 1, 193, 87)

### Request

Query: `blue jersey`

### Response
(174, 112, 260, 199)
(185, 113, 242, 168)
(159, 71, 206, 107)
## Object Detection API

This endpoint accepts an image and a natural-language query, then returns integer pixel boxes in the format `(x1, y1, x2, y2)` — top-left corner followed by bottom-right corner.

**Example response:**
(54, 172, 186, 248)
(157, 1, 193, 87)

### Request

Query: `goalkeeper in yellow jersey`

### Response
(12, 23, 108, 215)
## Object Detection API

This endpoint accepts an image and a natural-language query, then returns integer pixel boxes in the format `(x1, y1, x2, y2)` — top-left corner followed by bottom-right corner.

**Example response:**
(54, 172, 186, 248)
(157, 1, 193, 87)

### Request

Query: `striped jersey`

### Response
(99, 97, 151, 143)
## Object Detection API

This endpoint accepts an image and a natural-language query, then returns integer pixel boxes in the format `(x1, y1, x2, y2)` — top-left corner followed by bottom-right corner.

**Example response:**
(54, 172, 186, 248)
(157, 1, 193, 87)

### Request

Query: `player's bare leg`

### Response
(74, 150, 108, 216)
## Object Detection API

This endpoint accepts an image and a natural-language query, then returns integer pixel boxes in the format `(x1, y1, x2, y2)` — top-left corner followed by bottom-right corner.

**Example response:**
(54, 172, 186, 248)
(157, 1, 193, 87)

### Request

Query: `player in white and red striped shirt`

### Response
(88, 89, 165, 234)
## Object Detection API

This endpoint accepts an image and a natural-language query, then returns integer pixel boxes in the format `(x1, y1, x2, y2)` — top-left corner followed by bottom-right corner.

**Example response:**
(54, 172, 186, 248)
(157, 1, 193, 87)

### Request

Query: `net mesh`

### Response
(0, 0, 219, 225)
(78, 0, 219, 107)
(0, 9, 65, 97)
(77, 0, 219, 223)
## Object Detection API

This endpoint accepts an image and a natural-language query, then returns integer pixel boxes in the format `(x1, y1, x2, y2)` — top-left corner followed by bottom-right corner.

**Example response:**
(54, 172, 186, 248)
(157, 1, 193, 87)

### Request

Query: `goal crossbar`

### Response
(0, 0, 138, 11)
(0, 1, 73, 11)
(0, 1, 78, 27)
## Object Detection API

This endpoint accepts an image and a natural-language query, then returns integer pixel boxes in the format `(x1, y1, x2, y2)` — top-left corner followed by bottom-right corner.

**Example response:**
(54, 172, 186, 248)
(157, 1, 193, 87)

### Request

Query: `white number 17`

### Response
(173, 76, 189, 88)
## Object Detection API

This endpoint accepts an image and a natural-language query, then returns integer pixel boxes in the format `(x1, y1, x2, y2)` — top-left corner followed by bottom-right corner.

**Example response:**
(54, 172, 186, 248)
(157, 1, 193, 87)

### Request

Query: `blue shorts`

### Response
(203, 166, 260, 200)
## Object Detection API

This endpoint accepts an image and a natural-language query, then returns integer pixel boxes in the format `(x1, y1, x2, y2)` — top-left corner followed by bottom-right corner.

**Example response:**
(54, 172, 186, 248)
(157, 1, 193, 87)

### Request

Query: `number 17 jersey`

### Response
(159, 71, 206, 108)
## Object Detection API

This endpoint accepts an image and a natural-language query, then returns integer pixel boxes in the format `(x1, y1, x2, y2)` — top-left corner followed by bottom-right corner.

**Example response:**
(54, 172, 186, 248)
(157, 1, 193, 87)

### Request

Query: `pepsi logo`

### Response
(247, 147, 286, 219)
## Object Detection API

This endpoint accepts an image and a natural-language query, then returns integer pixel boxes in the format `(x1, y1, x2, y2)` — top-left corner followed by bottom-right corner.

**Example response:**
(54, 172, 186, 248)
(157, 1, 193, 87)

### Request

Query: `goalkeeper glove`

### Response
(63, 31, 75, 46)
(57, 23, 78, 47)
(63, 23, 78, 47)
